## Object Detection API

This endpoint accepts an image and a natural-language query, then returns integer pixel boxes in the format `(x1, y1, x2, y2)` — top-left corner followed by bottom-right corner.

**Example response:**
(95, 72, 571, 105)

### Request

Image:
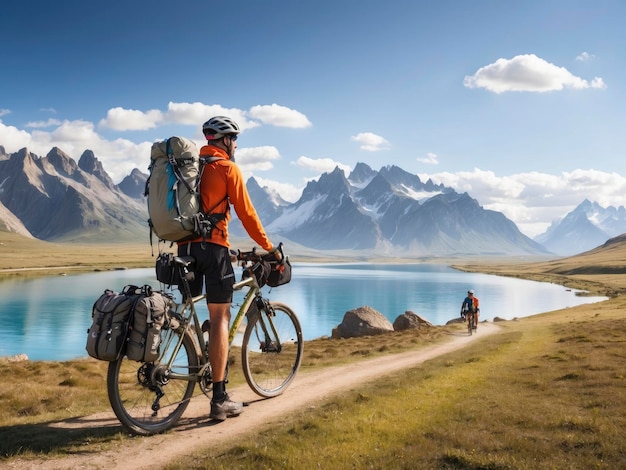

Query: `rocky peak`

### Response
(348, 162, 376, 185)
(78, 150, 115, 189)
(45, 147, 79, 177)
(117, 168, 147, 199)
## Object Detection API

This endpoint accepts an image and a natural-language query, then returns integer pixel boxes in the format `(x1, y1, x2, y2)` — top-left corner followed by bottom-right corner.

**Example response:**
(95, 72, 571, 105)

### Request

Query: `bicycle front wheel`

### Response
(242, 301, 303, 397)
(107, 328, 199, 435)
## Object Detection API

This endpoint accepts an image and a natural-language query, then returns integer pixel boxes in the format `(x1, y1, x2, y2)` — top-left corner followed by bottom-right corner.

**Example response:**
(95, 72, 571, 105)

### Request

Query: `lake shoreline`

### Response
(1, 260, 610, 362)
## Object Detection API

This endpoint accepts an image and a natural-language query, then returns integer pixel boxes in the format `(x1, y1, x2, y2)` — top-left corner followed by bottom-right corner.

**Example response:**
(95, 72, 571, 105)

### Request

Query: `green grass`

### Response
(164, 310, 626, 470)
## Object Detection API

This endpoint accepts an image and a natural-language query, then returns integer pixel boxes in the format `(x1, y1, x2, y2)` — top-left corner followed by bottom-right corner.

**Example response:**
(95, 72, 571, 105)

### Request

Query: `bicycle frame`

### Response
(159, 274, 259, 383)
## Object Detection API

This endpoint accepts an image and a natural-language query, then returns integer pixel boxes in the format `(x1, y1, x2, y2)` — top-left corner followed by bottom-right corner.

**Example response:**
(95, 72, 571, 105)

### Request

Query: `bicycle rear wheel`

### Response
(242, 301, 303, 397)
(107, 328, 199, 435)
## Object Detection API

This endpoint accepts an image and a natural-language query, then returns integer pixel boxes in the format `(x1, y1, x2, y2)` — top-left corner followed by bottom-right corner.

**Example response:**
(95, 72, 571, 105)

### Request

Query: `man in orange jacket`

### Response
(461, 289, 480, 332)
(178, 115, 277, 422)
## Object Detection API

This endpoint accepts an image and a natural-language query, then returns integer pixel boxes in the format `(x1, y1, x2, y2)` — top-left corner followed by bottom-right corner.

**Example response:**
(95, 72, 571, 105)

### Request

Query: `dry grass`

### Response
(170, 302, 626, 470)
(0, 232, 154, 278)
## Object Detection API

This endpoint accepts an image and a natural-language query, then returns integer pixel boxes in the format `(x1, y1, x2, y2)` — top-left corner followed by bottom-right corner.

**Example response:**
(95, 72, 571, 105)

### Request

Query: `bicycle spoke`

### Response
(242, 302, 303, 397)
(107, 328, 198, 435)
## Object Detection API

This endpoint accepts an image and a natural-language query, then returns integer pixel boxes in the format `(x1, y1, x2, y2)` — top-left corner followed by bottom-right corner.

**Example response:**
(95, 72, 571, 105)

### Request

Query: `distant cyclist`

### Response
(460, 289, 480, 332)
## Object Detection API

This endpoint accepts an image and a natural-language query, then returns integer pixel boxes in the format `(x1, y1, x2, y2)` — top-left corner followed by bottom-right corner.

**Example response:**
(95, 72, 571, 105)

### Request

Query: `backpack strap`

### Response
(196, 155, 229, 247)
(166, 138, 197, 196)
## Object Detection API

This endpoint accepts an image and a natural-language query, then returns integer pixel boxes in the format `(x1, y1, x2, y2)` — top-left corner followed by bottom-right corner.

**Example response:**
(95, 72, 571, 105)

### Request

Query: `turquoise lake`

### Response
(0, 263, 607, 361)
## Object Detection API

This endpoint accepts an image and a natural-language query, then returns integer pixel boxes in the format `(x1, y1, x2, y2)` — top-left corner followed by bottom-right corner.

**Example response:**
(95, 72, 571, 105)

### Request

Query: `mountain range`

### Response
(534, 199, 626, 255)
(0, 143, 623, 257)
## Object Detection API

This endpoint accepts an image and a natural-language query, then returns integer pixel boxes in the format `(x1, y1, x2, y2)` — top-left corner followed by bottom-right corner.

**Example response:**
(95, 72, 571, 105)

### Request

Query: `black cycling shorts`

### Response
(178, 242, 235, 303)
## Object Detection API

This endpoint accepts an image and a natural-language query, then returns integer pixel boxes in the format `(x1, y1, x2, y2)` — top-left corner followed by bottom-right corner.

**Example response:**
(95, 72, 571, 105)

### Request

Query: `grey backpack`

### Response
(146, 136, 225, 243)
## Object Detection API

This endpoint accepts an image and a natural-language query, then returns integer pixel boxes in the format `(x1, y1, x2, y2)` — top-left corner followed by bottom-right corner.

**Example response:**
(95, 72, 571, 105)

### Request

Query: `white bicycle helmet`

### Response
(202, 116, 240, 139)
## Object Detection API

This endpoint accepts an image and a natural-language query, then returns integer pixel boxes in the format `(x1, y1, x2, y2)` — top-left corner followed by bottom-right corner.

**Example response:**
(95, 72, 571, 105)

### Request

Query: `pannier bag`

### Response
(86, 286, 142, 361)
(266, 256, 292, 288)
(155, 252, 181, 287)
(126, 289, 173, 362)
(243, 260, 272, 287)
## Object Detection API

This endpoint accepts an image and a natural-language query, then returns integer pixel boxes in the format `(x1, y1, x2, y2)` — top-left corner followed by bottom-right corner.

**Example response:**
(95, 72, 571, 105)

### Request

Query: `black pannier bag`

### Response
(266, 255, 292, 287)
(86, 285, 142, 361)
(243, 260, 272, 287)
(155, 252, 181, 287)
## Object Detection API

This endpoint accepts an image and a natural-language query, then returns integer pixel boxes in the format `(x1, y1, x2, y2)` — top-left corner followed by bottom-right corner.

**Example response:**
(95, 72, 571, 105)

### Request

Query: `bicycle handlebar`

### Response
(231, 242, 285, 264)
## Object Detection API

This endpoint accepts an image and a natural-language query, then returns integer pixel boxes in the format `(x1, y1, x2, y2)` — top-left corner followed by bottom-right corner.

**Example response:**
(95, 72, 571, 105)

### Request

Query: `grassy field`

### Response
(177, 302, 626, 470)
(1, 231, 626, 468)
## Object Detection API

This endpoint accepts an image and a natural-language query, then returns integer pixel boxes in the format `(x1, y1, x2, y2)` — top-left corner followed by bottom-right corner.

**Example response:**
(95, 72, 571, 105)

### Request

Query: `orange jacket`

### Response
(179, 145, 273, 251)
(462, 296, 480, 313)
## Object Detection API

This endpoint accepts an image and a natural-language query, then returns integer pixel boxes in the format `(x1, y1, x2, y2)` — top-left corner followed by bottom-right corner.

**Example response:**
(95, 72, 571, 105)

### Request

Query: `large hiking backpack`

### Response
(146, 136, 226, 243)
(86, 286, 143, 361)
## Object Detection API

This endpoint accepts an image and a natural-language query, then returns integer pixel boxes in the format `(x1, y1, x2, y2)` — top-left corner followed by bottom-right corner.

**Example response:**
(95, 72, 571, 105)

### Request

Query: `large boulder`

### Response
(332, 306, 393, 339)
(393, 310, 432, 331)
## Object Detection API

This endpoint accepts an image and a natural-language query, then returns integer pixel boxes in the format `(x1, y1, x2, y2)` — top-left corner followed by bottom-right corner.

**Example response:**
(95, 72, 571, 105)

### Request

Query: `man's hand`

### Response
(269, 243, 283, 261)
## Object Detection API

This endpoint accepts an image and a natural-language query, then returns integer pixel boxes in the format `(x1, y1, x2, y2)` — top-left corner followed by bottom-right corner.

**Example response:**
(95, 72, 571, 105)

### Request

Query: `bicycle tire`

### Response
(107, 328, 199, 435)
(242, 301, 303, 398)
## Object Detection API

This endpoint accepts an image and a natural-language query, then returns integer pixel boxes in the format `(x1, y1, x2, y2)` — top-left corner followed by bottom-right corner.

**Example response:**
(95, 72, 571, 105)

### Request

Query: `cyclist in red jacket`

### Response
(460, 289, 480, 331)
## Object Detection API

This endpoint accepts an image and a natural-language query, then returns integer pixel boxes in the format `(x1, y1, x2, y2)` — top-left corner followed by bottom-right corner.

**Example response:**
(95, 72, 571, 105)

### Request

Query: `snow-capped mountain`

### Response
(245, 163, 548, 256)
(0, 142, 549, 256)
(535, 199, 626, 255)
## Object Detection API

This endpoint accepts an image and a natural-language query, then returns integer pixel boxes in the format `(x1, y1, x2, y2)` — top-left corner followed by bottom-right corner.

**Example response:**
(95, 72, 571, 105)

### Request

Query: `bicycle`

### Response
(106, 245, 303, 435)
(463, 310, 477, 335)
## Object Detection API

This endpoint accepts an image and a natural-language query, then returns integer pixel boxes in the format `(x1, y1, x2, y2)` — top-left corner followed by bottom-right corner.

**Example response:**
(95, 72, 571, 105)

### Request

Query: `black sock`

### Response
(213, 381, 226, 402)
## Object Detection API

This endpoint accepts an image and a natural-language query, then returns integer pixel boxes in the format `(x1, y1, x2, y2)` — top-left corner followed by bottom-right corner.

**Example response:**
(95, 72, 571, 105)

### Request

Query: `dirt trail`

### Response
(11, 324, 499, 470)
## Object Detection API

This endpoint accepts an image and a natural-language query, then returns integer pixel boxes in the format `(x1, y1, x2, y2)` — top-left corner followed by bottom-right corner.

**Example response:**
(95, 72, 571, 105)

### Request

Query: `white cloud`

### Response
(294, 156, 351, 175)
(96, 102, 311, 133)
(463, 54, 607, 93)
(253, 176, 303, 203)
(576, 51, 594, 61)
(417, 152, 439, 165)
(0, 109, 11, 117)
(351, 132, 391, 152)
(590, 77, 607, 89)
(248, 104, 312, 128)
(419, 168, 626, 237)
(0, 120, 33, 150)
(236, 145, 281, 174)
(165, 102, 257, 131)
(25, 118, 62, 128)
(99, 107, 164, 130)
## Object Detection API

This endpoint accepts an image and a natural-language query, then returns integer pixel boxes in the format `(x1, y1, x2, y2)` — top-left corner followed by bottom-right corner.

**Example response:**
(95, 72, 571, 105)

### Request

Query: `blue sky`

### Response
(1, 0, 625, 238)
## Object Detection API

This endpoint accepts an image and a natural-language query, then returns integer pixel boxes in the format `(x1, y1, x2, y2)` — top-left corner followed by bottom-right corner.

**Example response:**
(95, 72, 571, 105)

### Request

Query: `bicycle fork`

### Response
(253, 297, 281, 353)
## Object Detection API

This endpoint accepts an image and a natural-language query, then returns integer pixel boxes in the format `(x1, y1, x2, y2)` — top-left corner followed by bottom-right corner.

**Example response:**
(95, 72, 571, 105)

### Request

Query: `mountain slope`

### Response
(0, 147, 147, 242)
